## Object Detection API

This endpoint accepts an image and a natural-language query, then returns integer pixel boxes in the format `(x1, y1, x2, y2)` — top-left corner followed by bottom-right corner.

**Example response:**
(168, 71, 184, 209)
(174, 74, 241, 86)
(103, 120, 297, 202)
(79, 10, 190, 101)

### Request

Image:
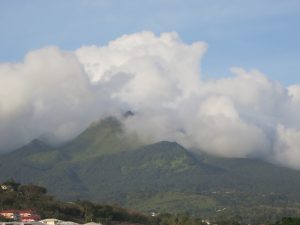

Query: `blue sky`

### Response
(1, 0, 300, 85)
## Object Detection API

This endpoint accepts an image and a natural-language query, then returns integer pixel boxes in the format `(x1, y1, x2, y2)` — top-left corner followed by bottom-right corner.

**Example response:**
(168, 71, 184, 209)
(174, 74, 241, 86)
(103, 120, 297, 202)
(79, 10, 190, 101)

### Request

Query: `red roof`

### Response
(0, 210, 18, 213)
(21, 215, 40, 222)
(0, 210, 33, 213)
(0, 210, 40, 221)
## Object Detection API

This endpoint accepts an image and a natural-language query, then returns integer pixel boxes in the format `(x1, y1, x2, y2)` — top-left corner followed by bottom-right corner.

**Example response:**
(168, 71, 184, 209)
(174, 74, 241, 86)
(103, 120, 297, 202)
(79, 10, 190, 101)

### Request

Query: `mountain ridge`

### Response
(1, 117, 300, 223)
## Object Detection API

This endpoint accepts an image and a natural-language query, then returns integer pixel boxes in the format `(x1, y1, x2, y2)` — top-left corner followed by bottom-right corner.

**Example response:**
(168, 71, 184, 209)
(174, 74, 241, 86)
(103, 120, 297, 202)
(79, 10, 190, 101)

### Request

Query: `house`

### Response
(61, 222, 81, 225)
(0, 210, 40, 222)
(84, 222, 102, 225)
(39, 219, 63, 225)
(150, 211, 159, 217)
(0, 185, 8, 190)
(0, 222, 44, 225)
(0, 210, 20, 221)
(0, 185, 13, 192)
(201, 219, 211, 225)
(18, 211, 40, 222)
(39, 220, 82, 225)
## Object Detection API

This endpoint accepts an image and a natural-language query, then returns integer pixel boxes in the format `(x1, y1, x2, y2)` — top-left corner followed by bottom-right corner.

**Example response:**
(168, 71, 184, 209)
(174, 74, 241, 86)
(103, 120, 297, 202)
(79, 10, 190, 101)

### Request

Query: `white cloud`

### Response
(274, 125, 300, 169)
(1, 31, 300, 169)
(0, 46, 122, 151)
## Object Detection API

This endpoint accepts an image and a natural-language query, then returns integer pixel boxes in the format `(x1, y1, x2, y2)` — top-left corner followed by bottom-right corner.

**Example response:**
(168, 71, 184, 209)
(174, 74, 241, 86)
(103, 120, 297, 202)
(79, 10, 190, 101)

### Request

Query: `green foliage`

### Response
(125, 191, 216, 215)
(0, 181, 210, 225)
(28, 150, 62, 164)
(2, 178, 21, 191)
(269, 217, 300, 225)
(3, 117, 300, 224)
(61, 117, 141, 161)
(154, 213, 207, 225)
(19, 184, 47, 196)
(0, 181, 150, 224)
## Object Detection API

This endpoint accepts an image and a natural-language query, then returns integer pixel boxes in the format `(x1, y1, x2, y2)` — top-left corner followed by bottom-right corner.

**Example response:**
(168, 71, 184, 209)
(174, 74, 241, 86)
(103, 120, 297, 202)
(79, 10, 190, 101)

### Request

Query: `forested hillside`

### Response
(0, 180, 209, 225)
(1, 118, 300, 224)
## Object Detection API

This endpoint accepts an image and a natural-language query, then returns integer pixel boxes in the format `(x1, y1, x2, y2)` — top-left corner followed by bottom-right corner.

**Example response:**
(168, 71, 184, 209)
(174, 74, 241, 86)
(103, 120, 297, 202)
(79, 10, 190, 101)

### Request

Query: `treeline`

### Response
(2, 180, 300, 225)
(267, 217, 300, 225)
(0, 180, 207, 225)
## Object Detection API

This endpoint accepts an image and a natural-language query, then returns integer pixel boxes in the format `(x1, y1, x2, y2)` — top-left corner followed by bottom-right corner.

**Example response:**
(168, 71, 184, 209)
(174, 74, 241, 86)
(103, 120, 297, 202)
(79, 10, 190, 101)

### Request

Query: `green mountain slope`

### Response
(61, 117, 142, 161)
(74, 141, 223, 202)
(2, 117, 300, 223)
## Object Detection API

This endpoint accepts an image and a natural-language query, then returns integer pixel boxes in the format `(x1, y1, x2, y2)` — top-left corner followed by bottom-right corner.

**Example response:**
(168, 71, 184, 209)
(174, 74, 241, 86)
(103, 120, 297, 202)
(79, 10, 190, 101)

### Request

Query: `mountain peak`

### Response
(61, 117, 141, 160)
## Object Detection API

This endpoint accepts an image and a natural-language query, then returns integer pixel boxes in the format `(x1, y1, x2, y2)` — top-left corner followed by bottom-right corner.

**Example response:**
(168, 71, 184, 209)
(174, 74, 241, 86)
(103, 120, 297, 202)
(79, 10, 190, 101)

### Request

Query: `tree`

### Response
(2, 179, 20, 191)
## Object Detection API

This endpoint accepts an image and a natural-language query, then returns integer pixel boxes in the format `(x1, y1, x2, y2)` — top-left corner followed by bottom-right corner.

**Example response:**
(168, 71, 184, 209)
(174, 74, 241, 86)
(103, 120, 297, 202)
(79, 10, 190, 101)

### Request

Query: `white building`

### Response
(39, 219, 64, 225)
(84, 222, 102, 225)
(0, 222, 44, 225)
(39, 219, 81, 225)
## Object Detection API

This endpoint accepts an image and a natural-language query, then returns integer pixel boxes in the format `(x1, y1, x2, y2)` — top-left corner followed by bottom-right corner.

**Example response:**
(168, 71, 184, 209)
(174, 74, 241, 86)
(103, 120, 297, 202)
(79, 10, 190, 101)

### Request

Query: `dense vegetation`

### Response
(1, 117, 300, 224)
(0, 180, 209, 225)
(268, 217, 300, 225)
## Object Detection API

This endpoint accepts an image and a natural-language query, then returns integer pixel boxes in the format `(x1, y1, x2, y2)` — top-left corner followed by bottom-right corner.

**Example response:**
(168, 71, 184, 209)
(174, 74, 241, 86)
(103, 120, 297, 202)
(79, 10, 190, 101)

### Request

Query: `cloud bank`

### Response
(1, 31, 300, 169)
